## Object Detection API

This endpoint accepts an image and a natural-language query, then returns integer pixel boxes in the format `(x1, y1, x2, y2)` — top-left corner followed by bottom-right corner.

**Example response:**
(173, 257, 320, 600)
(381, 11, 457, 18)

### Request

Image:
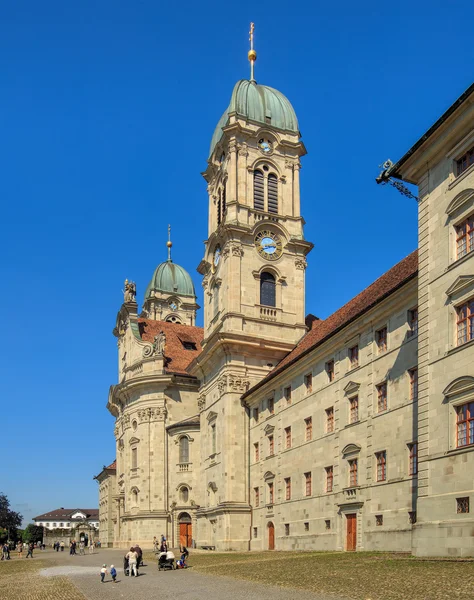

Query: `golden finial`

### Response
(248, 22, 257, 82)
(167, 224, 172, 261)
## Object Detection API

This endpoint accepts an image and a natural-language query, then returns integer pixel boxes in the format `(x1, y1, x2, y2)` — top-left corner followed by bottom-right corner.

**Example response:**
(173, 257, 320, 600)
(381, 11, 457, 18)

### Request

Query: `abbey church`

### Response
(95, 35, 474, 556)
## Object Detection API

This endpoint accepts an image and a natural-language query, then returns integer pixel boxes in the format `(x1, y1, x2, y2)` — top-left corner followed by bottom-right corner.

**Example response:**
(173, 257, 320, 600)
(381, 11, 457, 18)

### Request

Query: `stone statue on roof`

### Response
(123, 279, 137, 303)
(153, 331, 166, 356)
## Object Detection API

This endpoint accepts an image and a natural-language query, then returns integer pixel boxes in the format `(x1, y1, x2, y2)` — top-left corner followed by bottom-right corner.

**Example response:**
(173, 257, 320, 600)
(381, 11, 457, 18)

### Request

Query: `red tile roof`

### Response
(33, 508, 99, 521)
(138, 319, 204, 376)
(106, 460, 116, 470)
(243, 250, 418, 399)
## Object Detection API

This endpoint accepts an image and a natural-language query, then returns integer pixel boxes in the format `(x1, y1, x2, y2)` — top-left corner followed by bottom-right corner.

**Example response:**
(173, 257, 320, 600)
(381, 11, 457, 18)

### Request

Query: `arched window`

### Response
(222, 182, 227, 217)
(260, 272, 276, 307)
(253, 170, 264, 211)
(267, 174, 278, 214)
(180, 486, 189, 503)
(212, 284, 219, 317)
(179, 436, 189, 463)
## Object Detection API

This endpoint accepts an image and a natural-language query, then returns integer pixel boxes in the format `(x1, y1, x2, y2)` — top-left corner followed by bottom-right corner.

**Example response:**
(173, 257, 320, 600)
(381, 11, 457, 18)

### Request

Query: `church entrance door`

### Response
(267, 522, 275, 550)
(346, 513, 357, 551)
(178, 513, 192, 548)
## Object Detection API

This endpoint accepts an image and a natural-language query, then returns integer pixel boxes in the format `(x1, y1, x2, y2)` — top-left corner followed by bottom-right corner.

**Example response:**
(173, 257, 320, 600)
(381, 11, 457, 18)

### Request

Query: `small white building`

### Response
(33, 508, 99, 530)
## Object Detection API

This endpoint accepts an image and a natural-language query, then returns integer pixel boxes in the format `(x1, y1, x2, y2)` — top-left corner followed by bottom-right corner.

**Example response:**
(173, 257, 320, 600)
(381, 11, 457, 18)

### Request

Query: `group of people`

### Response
(123, 545, 143, 577)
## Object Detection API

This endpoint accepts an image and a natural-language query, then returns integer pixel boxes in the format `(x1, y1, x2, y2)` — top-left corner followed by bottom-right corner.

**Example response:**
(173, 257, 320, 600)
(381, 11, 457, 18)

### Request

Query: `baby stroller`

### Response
(158, 552, 175, 571)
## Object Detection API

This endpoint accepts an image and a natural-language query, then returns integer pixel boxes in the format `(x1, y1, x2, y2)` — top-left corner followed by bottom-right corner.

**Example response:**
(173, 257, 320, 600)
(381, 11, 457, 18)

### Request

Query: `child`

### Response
(100, 564, 107, 583)
(110, 565, 117, 583)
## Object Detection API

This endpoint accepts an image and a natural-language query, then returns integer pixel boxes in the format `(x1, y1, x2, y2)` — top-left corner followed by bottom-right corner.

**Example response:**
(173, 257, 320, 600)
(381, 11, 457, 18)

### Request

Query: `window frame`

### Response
(325, 466, 333, 493)
(408, 442, 418, 475)
(349, 458, 358, 487)
(305, 417, 313, 441)
(304, 373, 313, 394)
(268, 435, 274, 456)
(304, 471, 312, 497)
(408, 307, 418, 338)
(254, 487, 260, 508)
(349, 345, 359, 369)
(285, 477, 291, 501)
(284, 386, 292, 405)
(254, 442, 259, 462)
(349, 396, 359, 424)
(456, 298, 474, 346)
(456, 145, 474, 177)
(456, 401, 474, 447)
(326, 359, 335, 382)
(376, 382, 388, 413)
(326, 406, 334, 433)
(268, 397, 274, 415)
(284, 426, 292, 449)
(409, 368, 418, 401)
(268, 481, 274, 505)
(376, 451, 387, 482)
(376, 326, 388, 353)
(457, 497, 470, 514)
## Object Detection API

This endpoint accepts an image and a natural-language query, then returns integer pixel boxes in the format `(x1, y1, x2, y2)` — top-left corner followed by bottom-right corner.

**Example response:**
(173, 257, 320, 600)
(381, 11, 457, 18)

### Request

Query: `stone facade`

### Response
(99, 73, 474, 555)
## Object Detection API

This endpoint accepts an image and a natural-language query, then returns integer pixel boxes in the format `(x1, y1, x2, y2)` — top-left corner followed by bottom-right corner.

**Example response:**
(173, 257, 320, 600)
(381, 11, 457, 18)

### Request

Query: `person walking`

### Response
(100, 564, 107, 583)
(79, 541, 85, 555)
(17, 541, 23, 558)
(125, 547, 138, 577)
(60, 541, 64, 552)
(110, 564, 117, 583)
(2, 542, 9, 560)
(89, 541, 95, 554)
(26, 542, 34, 558)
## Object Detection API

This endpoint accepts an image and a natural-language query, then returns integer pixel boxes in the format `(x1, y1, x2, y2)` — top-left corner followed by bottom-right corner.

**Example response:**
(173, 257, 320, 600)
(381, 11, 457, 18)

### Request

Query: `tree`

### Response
(23, 524, 43, 543)
(0, 493, 22, 539)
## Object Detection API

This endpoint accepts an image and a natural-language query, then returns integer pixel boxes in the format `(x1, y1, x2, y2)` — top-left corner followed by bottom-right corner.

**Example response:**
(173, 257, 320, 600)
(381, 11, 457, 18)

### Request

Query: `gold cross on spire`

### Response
(167, 224, 173, 261)
(248, 22, 257, 82)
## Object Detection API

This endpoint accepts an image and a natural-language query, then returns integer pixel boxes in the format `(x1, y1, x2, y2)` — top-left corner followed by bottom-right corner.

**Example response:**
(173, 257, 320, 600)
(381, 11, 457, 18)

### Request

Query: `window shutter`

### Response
(253, 170, 264, 211)
(260, 272, 276, 307)
(267, 174, 278, 214)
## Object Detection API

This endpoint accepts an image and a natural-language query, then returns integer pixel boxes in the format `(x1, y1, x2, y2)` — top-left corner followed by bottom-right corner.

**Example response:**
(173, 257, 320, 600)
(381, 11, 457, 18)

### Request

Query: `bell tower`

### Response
(190, 24, 312, 550)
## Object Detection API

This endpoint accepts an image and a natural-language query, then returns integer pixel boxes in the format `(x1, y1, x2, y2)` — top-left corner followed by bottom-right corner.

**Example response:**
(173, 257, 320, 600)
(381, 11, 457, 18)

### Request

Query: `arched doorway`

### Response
(267, 521, 275, 550)
(179, 512, 192, 548)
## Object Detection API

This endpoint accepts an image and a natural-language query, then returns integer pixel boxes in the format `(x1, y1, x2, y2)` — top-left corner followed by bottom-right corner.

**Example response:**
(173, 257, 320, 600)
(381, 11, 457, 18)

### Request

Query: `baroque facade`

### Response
(96, 49, 474, 556)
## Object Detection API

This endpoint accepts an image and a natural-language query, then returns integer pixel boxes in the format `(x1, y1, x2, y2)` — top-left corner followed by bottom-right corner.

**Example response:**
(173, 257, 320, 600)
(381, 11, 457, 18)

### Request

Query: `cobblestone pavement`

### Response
(39, 549, 344, 600)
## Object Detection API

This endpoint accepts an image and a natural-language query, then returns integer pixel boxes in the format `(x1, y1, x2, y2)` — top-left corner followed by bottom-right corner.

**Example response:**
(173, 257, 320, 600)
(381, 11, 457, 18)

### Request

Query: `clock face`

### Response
(255, 230, 283, 261)
(258, 139, 273, 154)
(213, 246, 221, 268)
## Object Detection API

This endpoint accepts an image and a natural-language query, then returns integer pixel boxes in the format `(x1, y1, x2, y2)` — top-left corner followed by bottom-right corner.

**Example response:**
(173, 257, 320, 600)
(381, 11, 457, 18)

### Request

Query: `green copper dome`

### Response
(209, 79, 299, 157)
(145, 260, 196, 299)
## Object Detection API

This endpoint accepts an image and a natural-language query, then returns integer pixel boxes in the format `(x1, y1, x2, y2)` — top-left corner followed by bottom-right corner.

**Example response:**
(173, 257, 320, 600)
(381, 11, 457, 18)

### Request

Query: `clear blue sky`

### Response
(1, 0, 472, 525)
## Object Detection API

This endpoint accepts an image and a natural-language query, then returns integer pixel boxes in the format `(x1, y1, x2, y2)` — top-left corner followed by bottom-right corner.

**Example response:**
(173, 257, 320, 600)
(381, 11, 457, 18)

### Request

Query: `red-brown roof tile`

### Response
(106, 460, 116, 470)
(138, 320, 204, 376)
(243, 250, 418, 399)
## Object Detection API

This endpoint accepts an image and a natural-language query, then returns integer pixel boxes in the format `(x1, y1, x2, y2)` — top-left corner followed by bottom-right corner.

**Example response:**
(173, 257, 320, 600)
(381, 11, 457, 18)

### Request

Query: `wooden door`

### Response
(346, 513, 357, 551)
(268, 522, 275, 550)
(179, 523, 192, 547)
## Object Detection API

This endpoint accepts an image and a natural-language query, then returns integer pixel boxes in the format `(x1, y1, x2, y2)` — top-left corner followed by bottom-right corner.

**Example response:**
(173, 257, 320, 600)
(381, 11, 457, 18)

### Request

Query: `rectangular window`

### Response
(456, 300, 474, 346)
(377, 382, 387, 413)
(456, 402, 474, 447)
(254, 487, 260, 507)
(349, 345, 359, 369)
(349, 459, 358, 487)
(376, 451, 387, 482)
(409, 368, 418, 401)
(284, 523, 290, 536)
(326, 407, 334, 432)
(326, 360, 335, 382)
(284, 386, 292, 405)
(131, 447, 137, 469)
(304, 373, 313, 394)
(325, 519, 331, 530)
(268, 482, 274, 505)
(211, 424, 216, 455)
(408, 307, 418, 337)
(254, 408, 259, 423)
(409, 511, 417, 524)
(304, 522, 309, 532)
(349, 396, 359, 423)
(285, 426, 292, 449)
(376, 327, 387, 352)
(305, 417, 313, 441)
(408, 442, 418, 475)
(456, 145, 474, 176)
(456, 214, 474, 259)
(268, 397, 274, 415)
(285, 477, 291, 500)
(326, 466, 333, 493)
(457, 497, 470, 514)
(268, 435, 274, 456)
(375, 514, 383, 526)
(254, 442, 259, 462)
(304, 472, 312, 496)
(253, 527, 258, 538)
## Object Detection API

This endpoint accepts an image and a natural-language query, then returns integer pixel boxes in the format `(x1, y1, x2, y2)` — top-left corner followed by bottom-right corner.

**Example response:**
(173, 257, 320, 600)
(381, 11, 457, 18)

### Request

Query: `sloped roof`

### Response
(33, 508, 99, 521)
(138, 319, 204, 376)
(166, 414, 200, 431)
(243, 250, 418, 399)
(106, 460, 116, 470)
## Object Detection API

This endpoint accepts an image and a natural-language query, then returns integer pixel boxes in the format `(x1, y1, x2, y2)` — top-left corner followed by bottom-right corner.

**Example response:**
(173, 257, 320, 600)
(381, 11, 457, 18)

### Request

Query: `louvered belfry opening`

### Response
(260, 272, 276, 307)
(217, 189, 222, 225)
(267, 174, 278, 214)
(253, 170, 265, 211)
(222, 182, 226, 217)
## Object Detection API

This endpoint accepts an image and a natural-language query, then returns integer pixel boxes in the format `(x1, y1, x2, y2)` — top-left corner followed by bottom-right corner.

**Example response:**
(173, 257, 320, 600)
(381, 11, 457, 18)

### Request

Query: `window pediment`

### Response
(344, 381, 361, 396)
(264, 424, 275, 436)
(129, 437, 140, 445)
(446, 275, 474, 298)
(342, 443, 361, 457)
(443, 376, 474, 398)
(206, 411, 217, 423)
(446, 188, 474, 216)
(263, 471, 275, 481)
